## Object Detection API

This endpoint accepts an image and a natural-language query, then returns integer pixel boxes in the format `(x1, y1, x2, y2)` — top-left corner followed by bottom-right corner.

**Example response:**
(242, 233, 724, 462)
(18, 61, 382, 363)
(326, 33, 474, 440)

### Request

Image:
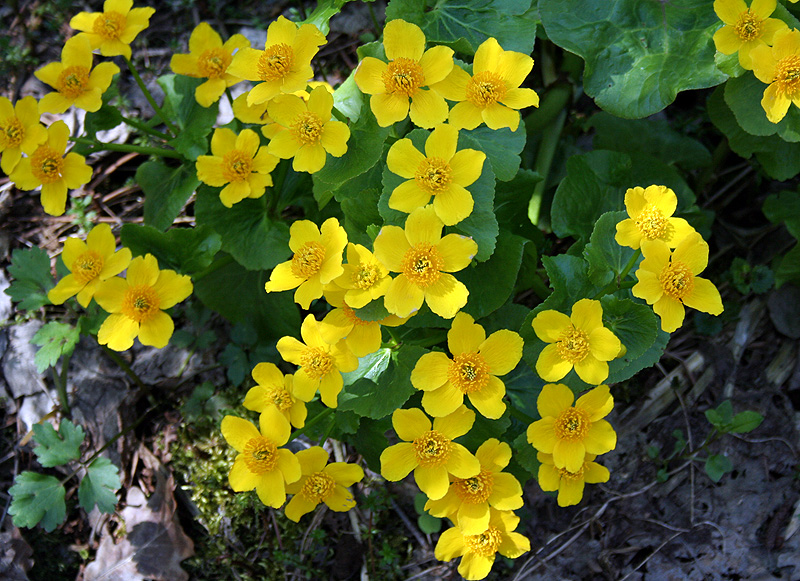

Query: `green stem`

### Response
(508, 404, 535, 426)
(125, 57, 179, 136)
(271, 159, 291, 215)
(71, 136, 183, 159)
(331, 105, 348, 123)
(52, 351, 72, 417)
(528, 107, 567, 228)
(385, 327, 401, 348)
(118, 112, 171, 140)
(592, 249, 641, 299)
(318, 415, 337, 446)
(288, 407, 334, 442)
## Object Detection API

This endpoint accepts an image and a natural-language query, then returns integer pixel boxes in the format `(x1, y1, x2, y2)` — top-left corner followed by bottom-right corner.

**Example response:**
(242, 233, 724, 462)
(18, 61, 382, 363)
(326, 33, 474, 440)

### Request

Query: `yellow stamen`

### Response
(291, 112, 323, 145)
(556, 326, 590, 364)
(300, 471, 336, 502)
(221, 150, 253, 182)
(635, 204, 669, 241)
(243, 436, 278, 474)
(198, 47, 232, 78)
(400, 243, 444, 288)
(300, 347, 334, 379)
(659, 260, 694, 301)
(92, 11, 126, 40)
(554, 407, 589, 441)
(291, 241, 326, 279)
(382, 57, 425, 96)
(57, 66, 90, 99)
(121, 285, 160, 323)
(30, 146, 64, 184)
(466, 72, 507, 108)
(464, 526, 503, 557)
(266, 387, 294, 412)
(412, 430, 451, 466)
(72, 250, 104, 284)
(734, 10, 762, 42)
(258, 43, 294, 81)
(353, 263, 380, 290)
(1, 117, 24, 148)
(453, 470, 493, 504)
(448, 352, 489, 394)
(415, 157, 452, 195)
(774, 55, 800, 96)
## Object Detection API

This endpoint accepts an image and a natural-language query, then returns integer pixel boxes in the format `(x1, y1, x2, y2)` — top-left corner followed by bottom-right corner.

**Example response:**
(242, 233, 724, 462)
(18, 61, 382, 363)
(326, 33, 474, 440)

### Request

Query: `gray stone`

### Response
(0, 270, 12, 325)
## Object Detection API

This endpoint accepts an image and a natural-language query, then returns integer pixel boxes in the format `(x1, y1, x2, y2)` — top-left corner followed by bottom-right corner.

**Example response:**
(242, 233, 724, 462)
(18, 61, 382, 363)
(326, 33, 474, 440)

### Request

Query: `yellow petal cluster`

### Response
(713, 0, 788, 69)
(615, 185, 696, 250)
(537, 452, 609, 507)
(243, 362, 307, 429)
(752, 28, 800, 123)
(0, 96, 47, 175)
(70, 0, 155, 60)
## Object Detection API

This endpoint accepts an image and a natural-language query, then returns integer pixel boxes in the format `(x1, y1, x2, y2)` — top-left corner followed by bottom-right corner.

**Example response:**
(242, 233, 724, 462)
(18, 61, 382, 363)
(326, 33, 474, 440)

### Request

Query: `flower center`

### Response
(30, 146, 64, 184)
(92, 11, 126, 40)
(382, 57, 425, 97)
(266, 387, 294, 412)
(415, 157, 452, 195)
(300, 347, 334, 379)
(300, 471, 336, 502)
(412, 430, 451, 467)
(447, 352, 490, 394)
(400, 242, 444, 289)
(556, 325, 590, 364)
(466, 72, 507, 108)
(635, 204, 669, 241)
(554, 407, 590, 441)
(198, 47, 232, 78)
(775, 55, 800, 96)
(464, 526, 503, 557)
(291, 241, 326, 279)
(72, 250, 104, 284)
(121, 285, 161, 323)
(341, 303, 370, 327)
(659, 260, 694, 301)
(453, 469, 493, 504)
(291, 112, 324, 145)
(354, 263, 380, 290)
(221, 150, 253, 182)
(243, 436, 278, 474)
(258, 43, 294, 82)
(0, 117, 24, 148)
(557, 464, 585, 479)
(57, 66, 90, 99)
(734, 10, 762, 42)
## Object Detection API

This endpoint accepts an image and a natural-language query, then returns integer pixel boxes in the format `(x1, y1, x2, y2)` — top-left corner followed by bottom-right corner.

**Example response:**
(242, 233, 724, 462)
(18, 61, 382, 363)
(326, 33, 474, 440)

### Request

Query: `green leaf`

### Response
(78, 457, 121, 514)
(336, 163, 384, 248)
(583, 211, 638, 288)
(158, 74, 219, 160)
(195, 185, 290, 271)
(120, 223, 221, 275)
(5, 246, 54, 310)
(459, 408, 511, 452)
(351, 417, 392, 472)
(540, 0, 725, 118)
(31, 322, 80, 373)
(714, 51, 745, 79)
(136, 161, 200, 232)
(494, 169, 544, 240)
(219, 344, 250, 387)
(9, 472, 66, 531)
(342, 348, 393, 386)
(386, 0, 537, 55)
(704, 453, 732, 482)
(776, 243, 800, 287)
(302, 0, 355, 35)
(763, 189, 800, 238)
(414, 493, 442, 534)
(83, 103, 124, 135)
(33, 419, 84, 467)
(460, 123, 527, 182)
(729, 410, 764, 433)
(724, 73, 800, 142)
(602, 297, 663, 384)
(353, 298, 392, 322)
(511, 432, 540, 478)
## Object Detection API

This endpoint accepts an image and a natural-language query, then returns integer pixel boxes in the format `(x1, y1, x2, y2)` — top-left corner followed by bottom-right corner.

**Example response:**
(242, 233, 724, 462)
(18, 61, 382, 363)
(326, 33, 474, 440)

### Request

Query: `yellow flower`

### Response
(227, 16, 326, 106)
(615, 185, 696, 250)
(632, 232, 724, 333)
(264, 217, 348, 309)
(353, 19, 454, 128)
(373, 206, 477, 319)
(713, 0, 788, 69)
(527, 384, 616, 473)
(0, 96, 47, 175)
(332, 243, 391, 309)
(265, 86, 350, 174)
(752, 28, 800, 123)
(94, 254, 193, 351)
(35, 36, 119, 115)
(69, 0, 155, 60)
(285, 446, 364, 522)
(411, 312, 522, 419)
(232, 92, 272, 125)
(433, 37, 539, 131)
(170, 22, 251, 108)
(9, 120, 92, 216)
(434, 508, 530, 581)
(48, 223, 132, 308)
(276, 314, 359, 408)
(387, 125, 485, 226)
(380, 405, 480, 500)
(221, 407, 301, 508)
(532, 299, 622, 385)
(243, 362, 307, 428)
(425, 439, 523, 535)
(537, 452, 609, 507)
(196, 128, 279, 208)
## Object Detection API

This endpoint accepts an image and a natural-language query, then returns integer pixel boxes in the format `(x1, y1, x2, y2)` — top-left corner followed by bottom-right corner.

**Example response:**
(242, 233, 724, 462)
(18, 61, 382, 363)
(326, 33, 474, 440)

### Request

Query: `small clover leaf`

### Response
(79, 458, 121, 514)
(31, 321, 80, 373)
(9, 472, 67, 531)
(33, 419, 84, 468)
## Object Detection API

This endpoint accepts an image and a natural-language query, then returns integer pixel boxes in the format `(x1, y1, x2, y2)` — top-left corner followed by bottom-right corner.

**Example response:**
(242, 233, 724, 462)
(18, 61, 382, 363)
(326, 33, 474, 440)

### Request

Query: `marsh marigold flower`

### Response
(532, 299, 622, 385)
(537, 451, 609, 507)
(35, 36, 119, 114)
(232, 92, 272, 125)
(221, 407, 301, 508)
(243, 362, 307, 429)
(354, 19, 454, 128)
(713, 0, 788, 69)
(381, 406, 480, 500)
(94, 254, 193, 351)
(387, 125, 485, 226)
(0, 96, 47, 175)
(285, 446, 364, 522)
(9, 120, 92, 216)
(48, 223, 132, 308)
(196, 128, 279, 207)
(435, 508, 530, 581)
(752, 28, 800, 123)
(632, 232, 724, 333)
(373, 206, 477, 319)
(264, 217, 348, 309)
(332, 243, 391, 309)
(411, 312, 522, 419)
(227, 16, 325, 106)
(170, 22, 251, 107)
(70, 0, 155, 60)
(527, 384, 616, 473)
(276, 314, 359, 408)
(433, 37, 539, 131)
(615, 185, 696, 250)
(425, 439, 523, 535)
(265, 86, 350, 174)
